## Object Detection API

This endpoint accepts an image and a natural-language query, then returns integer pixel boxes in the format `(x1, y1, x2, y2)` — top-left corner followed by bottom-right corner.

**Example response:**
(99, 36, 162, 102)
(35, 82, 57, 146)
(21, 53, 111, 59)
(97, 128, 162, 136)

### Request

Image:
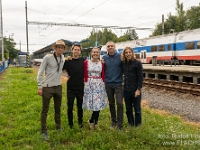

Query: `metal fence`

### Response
(0, 61, 8, 74)
(0, 0, 3, 62)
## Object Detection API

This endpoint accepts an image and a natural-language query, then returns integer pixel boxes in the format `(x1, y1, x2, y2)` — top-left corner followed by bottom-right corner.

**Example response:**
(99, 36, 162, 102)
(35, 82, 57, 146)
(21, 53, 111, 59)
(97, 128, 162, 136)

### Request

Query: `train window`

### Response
(197, 42, 200, 49)
(151, 46, 157, 52)
(135, 54, 140, 59)
(185, 42, 194, 50)
(143, 52, 146, 59)
(168, 45, 171, 51)
(141, 52, 143, 58)
(158, 45, 165, 51)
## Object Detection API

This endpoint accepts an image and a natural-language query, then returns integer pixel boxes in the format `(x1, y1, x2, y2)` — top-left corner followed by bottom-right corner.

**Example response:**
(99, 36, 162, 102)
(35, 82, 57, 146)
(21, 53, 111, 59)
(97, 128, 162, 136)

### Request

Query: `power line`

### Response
(15, 43, 48, 46)
(72, 0, 109, 22)
(60, 0, 88, 21)
(126, 0, 191, 23)
(38, 0, 88, 34)
(28, 21, 153, 30)
(42, 0, 109, 40)
(34, 0, 88, 44)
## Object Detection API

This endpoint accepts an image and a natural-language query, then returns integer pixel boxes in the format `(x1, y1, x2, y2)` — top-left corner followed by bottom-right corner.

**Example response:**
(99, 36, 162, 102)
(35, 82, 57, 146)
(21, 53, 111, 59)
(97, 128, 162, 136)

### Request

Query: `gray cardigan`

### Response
(37, 54, 65, 89)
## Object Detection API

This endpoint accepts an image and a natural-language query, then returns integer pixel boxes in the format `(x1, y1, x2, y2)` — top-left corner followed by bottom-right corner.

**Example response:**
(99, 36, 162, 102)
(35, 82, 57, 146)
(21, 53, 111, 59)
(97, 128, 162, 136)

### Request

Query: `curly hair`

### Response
(121, 46, 136, 62)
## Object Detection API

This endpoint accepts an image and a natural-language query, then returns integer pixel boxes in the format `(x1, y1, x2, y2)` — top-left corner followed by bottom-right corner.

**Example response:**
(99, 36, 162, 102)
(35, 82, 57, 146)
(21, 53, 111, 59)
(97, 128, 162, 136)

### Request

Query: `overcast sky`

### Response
(2, 0, 200, 53)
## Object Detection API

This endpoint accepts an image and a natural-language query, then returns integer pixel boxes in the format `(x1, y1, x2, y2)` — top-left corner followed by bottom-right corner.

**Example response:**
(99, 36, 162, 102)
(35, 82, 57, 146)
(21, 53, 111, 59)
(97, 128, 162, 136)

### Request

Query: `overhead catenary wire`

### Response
(71, 0, 108, 22)
(43, 0, 109, 39)
(34, 0, 89, 44)
(125, 0, 191, 24)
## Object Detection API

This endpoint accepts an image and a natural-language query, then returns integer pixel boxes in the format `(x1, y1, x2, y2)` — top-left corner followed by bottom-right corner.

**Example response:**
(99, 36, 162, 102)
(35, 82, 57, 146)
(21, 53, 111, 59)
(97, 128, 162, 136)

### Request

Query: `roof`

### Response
(33, 39, 73, 55)
(33, 39, 102, 55)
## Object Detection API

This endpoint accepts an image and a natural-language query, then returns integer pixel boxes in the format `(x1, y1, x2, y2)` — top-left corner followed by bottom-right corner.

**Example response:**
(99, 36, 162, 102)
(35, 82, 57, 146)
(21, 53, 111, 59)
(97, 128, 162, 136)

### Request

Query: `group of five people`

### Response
(37, 40, 143, 140)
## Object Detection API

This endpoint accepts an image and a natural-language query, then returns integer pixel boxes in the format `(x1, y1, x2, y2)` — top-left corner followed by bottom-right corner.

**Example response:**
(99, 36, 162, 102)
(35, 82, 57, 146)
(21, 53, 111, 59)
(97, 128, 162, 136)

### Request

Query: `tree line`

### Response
(0, 37, 20, 61)
(152, 0, 200, 36)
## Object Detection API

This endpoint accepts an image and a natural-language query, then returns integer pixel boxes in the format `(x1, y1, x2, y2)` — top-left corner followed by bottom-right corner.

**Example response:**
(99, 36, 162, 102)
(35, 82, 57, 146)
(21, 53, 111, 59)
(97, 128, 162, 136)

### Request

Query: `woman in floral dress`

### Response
(83, 47, 108, 129)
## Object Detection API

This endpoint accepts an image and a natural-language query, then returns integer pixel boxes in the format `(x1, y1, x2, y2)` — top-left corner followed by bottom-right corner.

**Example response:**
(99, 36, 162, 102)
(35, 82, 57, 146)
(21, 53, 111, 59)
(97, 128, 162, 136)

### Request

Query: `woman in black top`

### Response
(121, 46, 143, 127)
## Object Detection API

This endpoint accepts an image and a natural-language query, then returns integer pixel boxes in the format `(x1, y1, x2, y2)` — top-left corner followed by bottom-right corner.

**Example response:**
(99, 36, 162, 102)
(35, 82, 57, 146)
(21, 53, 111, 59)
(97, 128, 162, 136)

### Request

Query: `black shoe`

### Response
(129, 123, 134, 127)
(135, 124, 141, 127)
(117, 125, 123, 131)
(69, 125, 73, 129)
(110, 122, 117, 129)
(43, 133, 49, 141)
(79, 124, 84, 128)
(57, 128, 64, 132)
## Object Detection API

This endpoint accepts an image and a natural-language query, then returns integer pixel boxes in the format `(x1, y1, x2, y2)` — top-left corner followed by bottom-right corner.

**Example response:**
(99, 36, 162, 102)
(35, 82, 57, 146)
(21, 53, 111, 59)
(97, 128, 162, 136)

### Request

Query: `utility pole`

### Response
(95, 28, 98, 47)
(162, 14, 164, 35)
(20, 40, 21, 51)
(0, 0, 4, 61)
(25, 1, 30, 67)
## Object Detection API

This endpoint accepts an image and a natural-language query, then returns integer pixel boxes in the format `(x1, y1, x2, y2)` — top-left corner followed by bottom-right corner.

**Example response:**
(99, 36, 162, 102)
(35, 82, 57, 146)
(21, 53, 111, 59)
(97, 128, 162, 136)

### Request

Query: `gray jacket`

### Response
(37, 54, 65, 89)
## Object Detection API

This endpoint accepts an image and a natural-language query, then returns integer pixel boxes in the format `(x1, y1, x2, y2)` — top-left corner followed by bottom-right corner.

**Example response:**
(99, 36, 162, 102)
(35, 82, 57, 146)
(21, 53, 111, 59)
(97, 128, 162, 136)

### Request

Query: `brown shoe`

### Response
(88, 120, 95, 130)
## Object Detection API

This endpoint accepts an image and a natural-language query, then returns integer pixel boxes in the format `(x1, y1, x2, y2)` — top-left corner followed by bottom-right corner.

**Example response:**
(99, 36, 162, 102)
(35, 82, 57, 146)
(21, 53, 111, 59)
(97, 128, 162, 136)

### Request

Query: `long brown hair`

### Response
(121, 46, 136, 62)
(90, 47, 100, 58)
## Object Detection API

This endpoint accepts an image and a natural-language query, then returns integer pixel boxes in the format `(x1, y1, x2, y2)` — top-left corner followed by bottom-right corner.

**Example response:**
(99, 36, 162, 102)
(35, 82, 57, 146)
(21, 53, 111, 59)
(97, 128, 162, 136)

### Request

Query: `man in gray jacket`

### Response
(37, 40, 66, 140)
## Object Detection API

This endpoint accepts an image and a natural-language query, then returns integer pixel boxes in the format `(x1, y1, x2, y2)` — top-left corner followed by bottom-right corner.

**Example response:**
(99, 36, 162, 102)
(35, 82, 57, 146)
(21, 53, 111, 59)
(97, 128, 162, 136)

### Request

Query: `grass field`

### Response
(0, 67, 200, 150)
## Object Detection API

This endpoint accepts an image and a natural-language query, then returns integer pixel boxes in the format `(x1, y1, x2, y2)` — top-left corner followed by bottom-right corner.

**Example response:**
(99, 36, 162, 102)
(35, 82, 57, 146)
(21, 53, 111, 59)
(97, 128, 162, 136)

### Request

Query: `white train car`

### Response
(100, 28, 200, 65)
(175, 28, 200, 65)
(134, 28, 200, 65)
(100, 40, 136, 59)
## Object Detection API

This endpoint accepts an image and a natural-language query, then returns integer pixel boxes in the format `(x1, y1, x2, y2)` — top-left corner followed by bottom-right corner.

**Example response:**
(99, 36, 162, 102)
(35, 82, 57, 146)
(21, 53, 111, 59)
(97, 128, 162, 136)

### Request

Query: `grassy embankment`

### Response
(0, 67, 200, 150)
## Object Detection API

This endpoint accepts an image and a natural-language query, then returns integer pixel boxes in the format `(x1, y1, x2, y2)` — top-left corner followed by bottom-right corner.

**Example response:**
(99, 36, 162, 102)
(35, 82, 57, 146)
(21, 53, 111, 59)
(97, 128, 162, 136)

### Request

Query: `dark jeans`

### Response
(105, 84, 123, 128)
(124, 90, 142, 126)
(67, 89, 83, 127)
(41, 85, 62, 133)
(89, 111, 100, 125)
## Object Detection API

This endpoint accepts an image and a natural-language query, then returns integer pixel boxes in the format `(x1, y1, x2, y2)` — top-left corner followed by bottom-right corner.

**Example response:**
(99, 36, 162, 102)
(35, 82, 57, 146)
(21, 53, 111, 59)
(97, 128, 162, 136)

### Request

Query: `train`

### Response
(100, 28, 200, 65)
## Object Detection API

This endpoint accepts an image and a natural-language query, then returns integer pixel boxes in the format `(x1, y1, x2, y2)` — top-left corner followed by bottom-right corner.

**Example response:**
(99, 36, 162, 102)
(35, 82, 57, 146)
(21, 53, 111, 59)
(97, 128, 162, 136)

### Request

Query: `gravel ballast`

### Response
(142, 86, 200, 123)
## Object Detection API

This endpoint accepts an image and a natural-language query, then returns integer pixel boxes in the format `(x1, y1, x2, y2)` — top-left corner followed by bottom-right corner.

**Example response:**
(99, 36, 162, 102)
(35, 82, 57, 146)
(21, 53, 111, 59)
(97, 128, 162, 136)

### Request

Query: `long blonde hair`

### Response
(121, 46, 136, 62)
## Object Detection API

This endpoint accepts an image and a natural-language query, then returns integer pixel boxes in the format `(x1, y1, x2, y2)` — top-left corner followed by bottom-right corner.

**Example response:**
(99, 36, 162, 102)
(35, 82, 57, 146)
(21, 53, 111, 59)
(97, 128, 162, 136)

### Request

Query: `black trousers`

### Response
(41, 85, 62, 133)
(124, 90, 142, 126)
(67, 89, 84, 126)
(89, 111, 100, 125)
(105, 84, 123, 128)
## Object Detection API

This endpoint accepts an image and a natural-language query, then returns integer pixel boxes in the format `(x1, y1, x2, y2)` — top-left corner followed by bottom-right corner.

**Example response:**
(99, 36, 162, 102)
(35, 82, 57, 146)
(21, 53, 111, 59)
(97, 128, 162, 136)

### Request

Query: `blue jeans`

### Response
(124, 90, 142, 126)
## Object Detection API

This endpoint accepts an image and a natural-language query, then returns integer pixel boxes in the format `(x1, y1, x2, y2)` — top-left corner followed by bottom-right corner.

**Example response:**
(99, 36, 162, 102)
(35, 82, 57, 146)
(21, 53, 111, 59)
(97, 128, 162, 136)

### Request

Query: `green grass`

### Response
(0, 67, 200, 150)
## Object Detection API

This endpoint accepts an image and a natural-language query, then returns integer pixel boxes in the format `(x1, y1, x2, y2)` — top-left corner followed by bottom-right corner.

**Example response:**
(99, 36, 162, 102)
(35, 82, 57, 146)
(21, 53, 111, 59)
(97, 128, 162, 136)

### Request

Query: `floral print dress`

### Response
(82, 61, 108, 111)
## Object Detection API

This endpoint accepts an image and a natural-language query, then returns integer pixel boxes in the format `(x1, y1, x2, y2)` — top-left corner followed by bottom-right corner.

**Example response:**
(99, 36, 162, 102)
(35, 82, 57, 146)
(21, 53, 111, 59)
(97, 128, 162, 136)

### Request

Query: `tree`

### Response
(81, 28, 139, 49)
(81, 28, 118, 48)
(175, 0, 186, 32)
(130, 29, 138, 40)
(1, 37, 20, 60)
(100, 28, 118, 44)
(185, 5, 200, 30)
(151, 0, 189, 36)
(165, 13, 177, 33)
(118, 29, 138, 42)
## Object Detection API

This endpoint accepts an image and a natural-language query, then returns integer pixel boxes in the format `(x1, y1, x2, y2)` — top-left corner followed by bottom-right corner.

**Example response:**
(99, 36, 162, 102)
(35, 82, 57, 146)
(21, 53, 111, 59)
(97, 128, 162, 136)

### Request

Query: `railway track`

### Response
(143, 78, 200, 96)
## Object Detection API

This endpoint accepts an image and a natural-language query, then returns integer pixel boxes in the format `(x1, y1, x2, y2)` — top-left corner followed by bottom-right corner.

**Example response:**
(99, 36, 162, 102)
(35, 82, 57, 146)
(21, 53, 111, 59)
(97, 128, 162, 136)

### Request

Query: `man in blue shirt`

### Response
(102, 41, 123, 130)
